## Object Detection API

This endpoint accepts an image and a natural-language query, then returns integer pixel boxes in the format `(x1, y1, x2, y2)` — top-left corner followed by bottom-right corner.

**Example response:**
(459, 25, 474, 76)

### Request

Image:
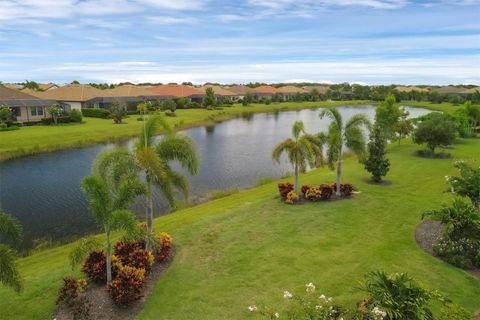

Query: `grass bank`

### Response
(1, 138, 479, 319)
(0, 101, 371, 162)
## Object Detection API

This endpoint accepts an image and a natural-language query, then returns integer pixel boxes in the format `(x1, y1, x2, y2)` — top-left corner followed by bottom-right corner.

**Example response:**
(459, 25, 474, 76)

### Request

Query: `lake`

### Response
(0, 105, 432, 247)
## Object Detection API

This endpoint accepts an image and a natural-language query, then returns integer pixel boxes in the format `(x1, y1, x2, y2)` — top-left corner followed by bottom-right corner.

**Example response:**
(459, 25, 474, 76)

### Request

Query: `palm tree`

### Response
(0, 210, 23, 292)
(272, 121, 324, 193)
(319, 108, 371, 196)
(135, 115, 199, 242)
(81, 148, 145, 282)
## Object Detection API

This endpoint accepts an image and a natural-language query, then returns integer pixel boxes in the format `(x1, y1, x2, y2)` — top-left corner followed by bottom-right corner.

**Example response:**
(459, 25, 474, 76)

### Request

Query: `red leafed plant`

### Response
(81, 250, 108, 283)
(155, 232, 173, 262)
(56, 277, 88, 305)
(114, 240, 154, 273)
(331, 183, 354, 197)
(278, 182, 294, 199)
(107, 264, 145, 305)
(318, 184, 334, 200)
(301, 185, 311, 197)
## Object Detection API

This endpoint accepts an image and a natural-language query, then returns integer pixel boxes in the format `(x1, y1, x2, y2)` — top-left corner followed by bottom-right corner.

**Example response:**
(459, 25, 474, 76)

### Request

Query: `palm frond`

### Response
(0, 244, 22, 292)
(69, 237, 102, 270)
(272, 139, 295, 163)
(110, 209, 137, 234)
(319, 108, 342, 129)
(291, 121, 305, 139)
(93, 147, 137, 190)
(345, 126, 367, 160)
(137, 115, 171, 149)
(81, 176, 111, 226)
(156, 135, 200, 175)
(136, 147, 169, 181)
(167, 170, 191, 199)
(345, 114, 371, 132)
(112, 178, 146, 211)
(302, 134, 325, 167)
(0, 211, 22, 244)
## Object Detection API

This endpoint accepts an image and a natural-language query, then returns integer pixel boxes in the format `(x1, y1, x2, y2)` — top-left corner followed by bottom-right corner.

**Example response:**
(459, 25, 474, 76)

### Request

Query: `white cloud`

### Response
(247, 0, 409, 10)
(15, 56, 479, 85)
(146, 16, 196, 25)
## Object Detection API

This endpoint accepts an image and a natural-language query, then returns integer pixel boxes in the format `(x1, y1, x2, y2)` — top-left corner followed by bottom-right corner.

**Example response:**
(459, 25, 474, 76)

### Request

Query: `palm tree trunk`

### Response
(146, 175, 153, 251)
(336, 150, 342, 196)
(294, 162, 299, 193)
(106, 230, 112, 282)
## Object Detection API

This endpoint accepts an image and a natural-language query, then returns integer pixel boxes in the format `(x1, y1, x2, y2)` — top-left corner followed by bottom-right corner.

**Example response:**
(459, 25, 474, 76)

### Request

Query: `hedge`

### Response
(82, 108, 111, 118)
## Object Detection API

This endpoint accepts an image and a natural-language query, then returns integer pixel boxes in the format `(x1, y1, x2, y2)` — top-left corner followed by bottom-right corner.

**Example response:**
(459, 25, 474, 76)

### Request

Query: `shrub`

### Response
(278, 182, 294, 199)
(113, 240, 153, 272)
(433, 237, 480, 269)
(57, 277, 88, 305)
(81, 108, 110, 118)
(155, 232, 173, 262)
(81, 250, 111, 283)
(165, 111, 177, 117)
(301, 185, 311, 197)
(447, 160, 480, 209)
(0, 123, 19, 131)
(413, 113, 457, 154)
(331, 183, 354, 197)
(70, 109, 83, 123)
(439, 303, 473, 320)
(305, 186, 322, 201)
(107, 264, 145, 305)
(285, 190, 299, 204)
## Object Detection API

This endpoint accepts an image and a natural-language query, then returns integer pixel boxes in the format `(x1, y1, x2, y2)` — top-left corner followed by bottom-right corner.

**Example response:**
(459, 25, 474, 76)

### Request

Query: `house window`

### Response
(30, 106, 44, 116)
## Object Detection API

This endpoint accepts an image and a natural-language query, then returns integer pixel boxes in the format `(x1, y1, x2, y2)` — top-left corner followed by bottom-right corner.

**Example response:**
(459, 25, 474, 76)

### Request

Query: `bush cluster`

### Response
(302, 184, 334, 201)
(81, 108, 111, 118)
(56, 277, 91, 319)
(107, 264, 145, 305)
(277, 182, 293, 199)
(434, 237, 480, 269)
(155, 232, 173, 262)
(114, 240, 154, 273)
(81, 250, 110, 283)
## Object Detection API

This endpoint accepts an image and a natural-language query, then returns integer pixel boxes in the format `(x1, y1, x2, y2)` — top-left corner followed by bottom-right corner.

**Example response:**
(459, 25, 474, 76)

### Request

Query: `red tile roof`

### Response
(254, 85, 277, 94)
(147, 84, 204, 98)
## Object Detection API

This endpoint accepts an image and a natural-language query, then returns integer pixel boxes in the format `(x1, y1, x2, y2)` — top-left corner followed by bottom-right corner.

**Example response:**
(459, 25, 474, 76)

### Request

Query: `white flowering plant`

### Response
(447, 160, 480, 210)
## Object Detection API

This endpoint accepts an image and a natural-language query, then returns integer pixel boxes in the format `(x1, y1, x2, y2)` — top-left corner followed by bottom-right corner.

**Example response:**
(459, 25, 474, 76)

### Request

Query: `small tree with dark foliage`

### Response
(363, 125, 390, 182)
(413, 113, 456, 155)
(110, 103, 125, 124)
(202, 87, 216, 108)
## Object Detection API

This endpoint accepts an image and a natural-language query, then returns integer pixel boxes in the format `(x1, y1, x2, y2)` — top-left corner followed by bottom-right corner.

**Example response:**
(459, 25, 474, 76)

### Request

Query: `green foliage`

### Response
(22, 80, 40, 90)
(375, 94, 401, 140)
(243, 93, 254, 106)
(0, 245, 22, 293)
(69, 237, 102, 270)
(447, 160, 480, 209)
(360, 270, 438, 320)
(363, 125, 390, 182)
(272, 121, 324, 192)
(438, 303, 472, 320)
(394, 108, 414, 144)
(110, 103, 126, 124)
(107, 264, 145, 305)
(81, 108, 110, 118)
(47, 105, 63, 125)
(203, 87, 217, 108)
(162, 99, 177, 112)
(413, 113, 456, 154)
(69, 109, 83, 123)
(0, 106, 12, 123)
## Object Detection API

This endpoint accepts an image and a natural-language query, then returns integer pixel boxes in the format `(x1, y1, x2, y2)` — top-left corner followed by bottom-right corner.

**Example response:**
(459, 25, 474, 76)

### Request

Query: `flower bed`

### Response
(278, 182, 355, 204)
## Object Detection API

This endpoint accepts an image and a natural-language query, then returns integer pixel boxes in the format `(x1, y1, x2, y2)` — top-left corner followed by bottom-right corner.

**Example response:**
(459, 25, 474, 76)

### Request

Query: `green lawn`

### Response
(1, 101, 372, 161)
(1, 138, 479, 319)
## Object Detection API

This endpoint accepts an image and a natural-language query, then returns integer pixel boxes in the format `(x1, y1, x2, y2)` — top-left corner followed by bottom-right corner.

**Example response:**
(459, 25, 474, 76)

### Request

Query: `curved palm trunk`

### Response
(336, 149, 342, 196)
(105, 230, 112, 282)
(294, 161, 299, 193)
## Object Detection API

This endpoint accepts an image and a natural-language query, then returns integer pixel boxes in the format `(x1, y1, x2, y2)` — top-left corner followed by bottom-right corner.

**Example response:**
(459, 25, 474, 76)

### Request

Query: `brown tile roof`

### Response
(147, 84, 204, 98)
(432, 86, 466, 94)
(395, 86, 429, 93)
(30, 84, 105, 101)
(198, 85, 238, 96)
(0, 85, 39, 100)
(101, 85, 159, 97)
(225, 85, 254, 95)
(460, 87, 480, 94)
(276, 85, 306, 94)
(254, 85, 277, 94)
(2, 83, 23, 90)
(37, 83, 58, 91)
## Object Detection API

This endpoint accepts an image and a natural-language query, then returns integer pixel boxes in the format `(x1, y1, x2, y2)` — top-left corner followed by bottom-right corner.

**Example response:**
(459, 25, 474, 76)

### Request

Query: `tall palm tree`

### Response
(135, 115, 199, 241)
(272, 121, 324, 193)
(0, 210, 23, 292)
(319, 108, 371, 196)
(81, 148, 145, 282)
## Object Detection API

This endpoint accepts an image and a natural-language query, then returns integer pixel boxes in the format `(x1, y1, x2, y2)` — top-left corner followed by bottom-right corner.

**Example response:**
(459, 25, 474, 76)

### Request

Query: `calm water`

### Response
(0, 105, 431, 247)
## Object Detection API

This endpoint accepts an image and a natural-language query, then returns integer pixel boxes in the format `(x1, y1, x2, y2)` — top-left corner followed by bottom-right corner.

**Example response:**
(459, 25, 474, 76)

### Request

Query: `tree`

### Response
(319, 108, 371, 196)
(363, 124, 390, 182)
(0, 106, 12, 124)
(413, 113, 456, 154)
(81, 148, 145, 282)
(242, 93, 254, 106)
(47, 105, 63, 125)
(203, 87, 216, 108)
(134, 116, 199, 247)
(0, 210, 23, 292)
(22, 80, 40, 91)
(375, 94, 401, 140)
(462, 101, 480, 135)
(394, 108, 414, 144)
(272, 121, 324, 193)
(110, 102, 125, 124)
(175, 97, 188, 109)
(162, 99, 176, 113)
(71, 80, 80, 85)
(446, 161, 480, 209)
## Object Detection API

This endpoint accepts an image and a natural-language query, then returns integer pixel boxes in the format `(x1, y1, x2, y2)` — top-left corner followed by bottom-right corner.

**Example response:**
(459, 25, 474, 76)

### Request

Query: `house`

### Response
(0, 85, 56, 123)
(253, 85, 277, 100)
(276, 85, 306, 101)
(37, 83, 59, 91)
(224, 85, 255, 100)
(147, 84, 204, 102)
(91, 85, 171, 111)
(27, 84, 105, 110)
(197, 85, 240, 101)
(394, 86, 430, 93)
(303, 85, 330, 95)
(459, 87, 480, 97)
(431, 86, 466, 95)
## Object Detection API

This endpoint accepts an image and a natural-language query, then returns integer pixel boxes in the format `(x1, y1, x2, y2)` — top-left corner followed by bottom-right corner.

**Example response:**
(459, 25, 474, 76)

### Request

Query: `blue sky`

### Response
(0, 0, 479, 85)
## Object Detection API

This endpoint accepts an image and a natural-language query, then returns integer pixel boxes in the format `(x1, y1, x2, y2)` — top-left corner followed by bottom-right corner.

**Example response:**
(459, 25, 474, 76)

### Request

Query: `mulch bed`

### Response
(56, 247, 176, 320)
(415, 221, 479, 278)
